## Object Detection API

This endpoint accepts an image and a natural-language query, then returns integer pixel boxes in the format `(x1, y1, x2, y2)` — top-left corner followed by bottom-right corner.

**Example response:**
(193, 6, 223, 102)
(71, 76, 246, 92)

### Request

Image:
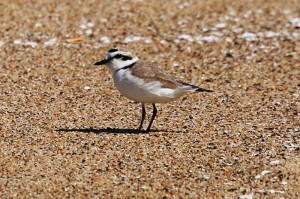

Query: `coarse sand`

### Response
(0, 0, 299, 198)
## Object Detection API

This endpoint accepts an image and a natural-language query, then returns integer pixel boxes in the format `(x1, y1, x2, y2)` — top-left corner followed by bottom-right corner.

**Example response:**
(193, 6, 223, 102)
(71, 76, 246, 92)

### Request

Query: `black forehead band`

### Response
(108, 48, 118, 53)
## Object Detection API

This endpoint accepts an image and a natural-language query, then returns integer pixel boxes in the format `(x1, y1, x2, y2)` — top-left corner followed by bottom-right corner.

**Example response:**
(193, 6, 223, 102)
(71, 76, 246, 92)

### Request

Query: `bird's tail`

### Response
(180, 81, 213, 93)
(195, 87, 213, 92)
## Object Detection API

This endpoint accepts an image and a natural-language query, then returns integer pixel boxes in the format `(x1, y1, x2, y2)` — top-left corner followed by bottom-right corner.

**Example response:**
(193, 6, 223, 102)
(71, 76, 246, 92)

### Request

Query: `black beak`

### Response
(94, 59, 107, 65)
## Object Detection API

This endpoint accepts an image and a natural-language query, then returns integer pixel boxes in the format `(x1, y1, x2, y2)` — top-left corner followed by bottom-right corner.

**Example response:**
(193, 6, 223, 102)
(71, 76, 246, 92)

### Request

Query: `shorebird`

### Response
(94, 48, 212, 132)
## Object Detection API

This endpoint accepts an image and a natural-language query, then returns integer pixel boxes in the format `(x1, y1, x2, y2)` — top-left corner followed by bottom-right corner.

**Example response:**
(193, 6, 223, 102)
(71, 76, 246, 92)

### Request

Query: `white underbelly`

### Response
(113, 70, 182, 103)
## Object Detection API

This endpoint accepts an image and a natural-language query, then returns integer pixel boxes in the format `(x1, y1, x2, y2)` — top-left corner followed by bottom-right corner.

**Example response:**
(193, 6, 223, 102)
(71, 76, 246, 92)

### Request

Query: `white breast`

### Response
(112, 69, 184, 103)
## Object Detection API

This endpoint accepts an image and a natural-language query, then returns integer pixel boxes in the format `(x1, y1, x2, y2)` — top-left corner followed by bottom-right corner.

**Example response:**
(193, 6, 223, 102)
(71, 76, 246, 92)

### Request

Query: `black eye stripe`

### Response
(113, 54, 132, 61)
(108, 48, 118, 53)
(114, 54, 122, 58)
(122, 55, 132, 61)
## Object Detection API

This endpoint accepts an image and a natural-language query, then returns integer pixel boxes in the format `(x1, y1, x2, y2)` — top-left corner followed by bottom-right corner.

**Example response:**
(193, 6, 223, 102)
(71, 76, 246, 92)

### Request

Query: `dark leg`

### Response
(138, 103, 146, 132)
(146, 103, 157, 132)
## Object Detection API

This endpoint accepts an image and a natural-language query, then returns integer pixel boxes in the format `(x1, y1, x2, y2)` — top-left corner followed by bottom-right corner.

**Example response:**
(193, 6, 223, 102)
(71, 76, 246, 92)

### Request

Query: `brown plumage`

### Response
(130, 60, 182, 89)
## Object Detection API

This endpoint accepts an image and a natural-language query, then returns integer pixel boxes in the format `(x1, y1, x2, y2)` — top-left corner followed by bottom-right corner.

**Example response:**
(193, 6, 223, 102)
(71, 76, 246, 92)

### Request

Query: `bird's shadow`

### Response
(55, 127, 177, 135)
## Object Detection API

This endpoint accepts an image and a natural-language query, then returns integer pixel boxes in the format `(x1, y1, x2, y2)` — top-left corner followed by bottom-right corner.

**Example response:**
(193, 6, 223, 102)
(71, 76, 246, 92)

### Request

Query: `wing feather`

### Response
(130, 61, 180, 89)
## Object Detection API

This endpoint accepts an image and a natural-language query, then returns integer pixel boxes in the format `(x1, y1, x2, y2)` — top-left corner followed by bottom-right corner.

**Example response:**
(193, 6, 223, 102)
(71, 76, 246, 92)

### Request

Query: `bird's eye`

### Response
(114, 54, 122, 59)
(122, 56, 132, 61)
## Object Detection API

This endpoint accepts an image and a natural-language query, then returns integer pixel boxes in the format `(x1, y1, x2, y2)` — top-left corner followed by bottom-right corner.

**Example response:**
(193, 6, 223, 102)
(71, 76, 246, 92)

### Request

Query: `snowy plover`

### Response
(94, 48, 213, 132)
